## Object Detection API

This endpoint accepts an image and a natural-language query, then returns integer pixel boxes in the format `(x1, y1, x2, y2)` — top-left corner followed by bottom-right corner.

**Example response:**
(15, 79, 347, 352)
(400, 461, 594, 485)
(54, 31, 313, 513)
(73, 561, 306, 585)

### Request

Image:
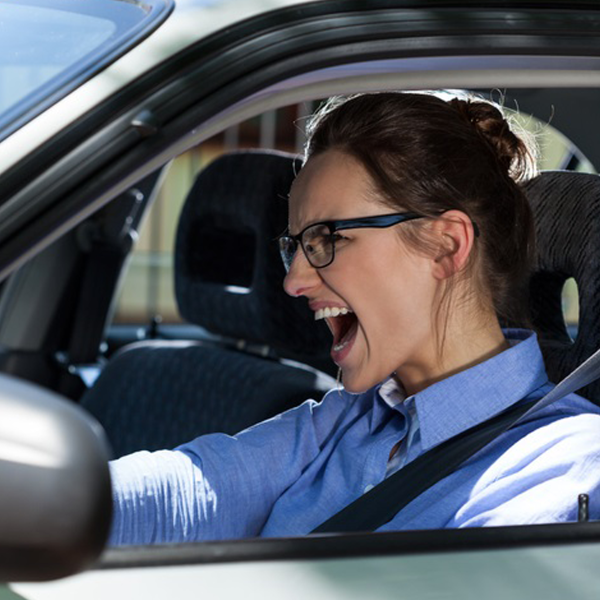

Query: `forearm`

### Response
(108, 449, 216, 546)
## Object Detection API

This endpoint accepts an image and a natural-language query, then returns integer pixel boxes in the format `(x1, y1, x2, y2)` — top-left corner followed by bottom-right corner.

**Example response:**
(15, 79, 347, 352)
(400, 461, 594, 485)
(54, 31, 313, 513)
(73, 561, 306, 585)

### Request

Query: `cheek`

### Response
(324, 237, 437, 325)
(366, 263, 437, 334)
(368, 291, 432, 340)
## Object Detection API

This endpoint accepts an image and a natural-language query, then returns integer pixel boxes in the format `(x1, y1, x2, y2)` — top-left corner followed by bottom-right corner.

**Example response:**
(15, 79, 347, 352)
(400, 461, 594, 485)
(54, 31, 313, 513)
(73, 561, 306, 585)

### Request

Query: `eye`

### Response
(303, 226, 331, 256)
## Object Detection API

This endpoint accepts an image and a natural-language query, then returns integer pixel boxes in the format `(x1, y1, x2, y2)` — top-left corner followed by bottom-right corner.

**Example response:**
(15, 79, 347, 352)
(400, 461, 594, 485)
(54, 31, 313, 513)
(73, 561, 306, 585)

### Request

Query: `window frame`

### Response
(0, 0, 174, 141)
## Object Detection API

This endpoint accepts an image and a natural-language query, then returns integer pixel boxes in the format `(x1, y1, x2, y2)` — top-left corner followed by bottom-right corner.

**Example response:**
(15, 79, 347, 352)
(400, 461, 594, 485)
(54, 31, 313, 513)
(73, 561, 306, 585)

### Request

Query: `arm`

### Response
(109, 448, 215, 545)
(108, 397, 328, 545)
(451, 413, 600, 527)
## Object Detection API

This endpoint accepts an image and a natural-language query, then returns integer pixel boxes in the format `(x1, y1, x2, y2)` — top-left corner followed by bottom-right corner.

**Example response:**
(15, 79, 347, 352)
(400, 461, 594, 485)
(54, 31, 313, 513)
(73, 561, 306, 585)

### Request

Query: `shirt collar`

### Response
(370, 373, 412, 433)
(379, 377, 407, 409)
(373, 329, 549, 449)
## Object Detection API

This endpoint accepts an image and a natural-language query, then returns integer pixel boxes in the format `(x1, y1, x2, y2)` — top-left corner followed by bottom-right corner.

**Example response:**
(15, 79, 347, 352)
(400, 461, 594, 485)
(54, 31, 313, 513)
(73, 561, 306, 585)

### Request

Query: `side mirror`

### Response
(0, 374, 112, 581)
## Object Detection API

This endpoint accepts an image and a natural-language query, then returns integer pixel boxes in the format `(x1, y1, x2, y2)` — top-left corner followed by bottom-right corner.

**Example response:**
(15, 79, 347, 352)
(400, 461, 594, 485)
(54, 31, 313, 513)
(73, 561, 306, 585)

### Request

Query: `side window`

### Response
(112, 103, 591, 332)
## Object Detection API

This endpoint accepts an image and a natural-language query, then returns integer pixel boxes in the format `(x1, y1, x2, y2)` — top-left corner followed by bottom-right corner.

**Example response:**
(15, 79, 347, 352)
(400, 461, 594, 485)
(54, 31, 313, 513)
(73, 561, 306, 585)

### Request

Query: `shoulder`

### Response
(505, 380, 600, 442)
(515, 409, 600, 465)
(453, 402, 600, 527)
(472, 398, 600, 493)
(519, 388, 600, 450)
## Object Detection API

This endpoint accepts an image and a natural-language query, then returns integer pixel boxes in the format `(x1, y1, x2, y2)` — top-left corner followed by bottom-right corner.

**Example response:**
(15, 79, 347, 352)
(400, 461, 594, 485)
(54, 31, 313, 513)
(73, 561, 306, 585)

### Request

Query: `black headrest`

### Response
(524, 170, 600, 400)
(175, 150, 331, 358)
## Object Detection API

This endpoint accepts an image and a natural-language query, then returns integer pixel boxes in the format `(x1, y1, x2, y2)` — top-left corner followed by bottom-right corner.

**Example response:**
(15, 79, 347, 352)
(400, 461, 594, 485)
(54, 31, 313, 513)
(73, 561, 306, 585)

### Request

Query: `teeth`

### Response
(314, 307, 353, 321)
(333, 339, 351, 352)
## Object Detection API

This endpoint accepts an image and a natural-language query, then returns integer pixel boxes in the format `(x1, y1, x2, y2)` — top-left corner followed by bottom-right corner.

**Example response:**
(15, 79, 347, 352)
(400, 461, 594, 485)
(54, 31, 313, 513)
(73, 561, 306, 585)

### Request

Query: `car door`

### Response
(2, 0, 600, 597)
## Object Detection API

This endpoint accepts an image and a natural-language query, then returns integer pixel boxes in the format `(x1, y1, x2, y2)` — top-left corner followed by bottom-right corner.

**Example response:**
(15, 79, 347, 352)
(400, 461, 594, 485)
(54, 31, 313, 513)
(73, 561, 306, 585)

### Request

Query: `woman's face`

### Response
(284, 150, 442, 394)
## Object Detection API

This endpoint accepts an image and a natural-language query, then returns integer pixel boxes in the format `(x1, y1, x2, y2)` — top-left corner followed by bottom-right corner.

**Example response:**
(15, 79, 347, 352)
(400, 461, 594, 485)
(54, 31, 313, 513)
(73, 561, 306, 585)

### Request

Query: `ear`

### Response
(430, 210, 477, 280)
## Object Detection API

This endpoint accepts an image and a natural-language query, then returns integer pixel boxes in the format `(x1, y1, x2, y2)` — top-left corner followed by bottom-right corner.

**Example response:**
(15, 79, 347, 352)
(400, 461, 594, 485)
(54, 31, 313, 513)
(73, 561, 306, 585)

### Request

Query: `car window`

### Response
(112, 101, 591, 333)
(0, 0, 172, 140)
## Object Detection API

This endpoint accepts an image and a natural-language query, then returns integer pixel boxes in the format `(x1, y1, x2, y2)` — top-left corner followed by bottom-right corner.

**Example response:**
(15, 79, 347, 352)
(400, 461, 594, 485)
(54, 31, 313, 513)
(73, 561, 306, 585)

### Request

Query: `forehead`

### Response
(288, 150, 382, 233)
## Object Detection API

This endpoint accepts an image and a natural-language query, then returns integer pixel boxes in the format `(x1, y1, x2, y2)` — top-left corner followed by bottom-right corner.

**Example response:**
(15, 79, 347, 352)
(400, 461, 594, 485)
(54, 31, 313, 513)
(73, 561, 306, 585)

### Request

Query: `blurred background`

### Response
(113, 100, 590, 330)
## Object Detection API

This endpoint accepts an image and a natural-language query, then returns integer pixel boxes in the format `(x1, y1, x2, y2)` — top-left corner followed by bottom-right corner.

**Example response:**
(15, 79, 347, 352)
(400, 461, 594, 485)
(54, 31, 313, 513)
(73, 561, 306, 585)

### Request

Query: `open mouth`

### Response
(331, 312, 358, 352)
(315, 307, 359, 357)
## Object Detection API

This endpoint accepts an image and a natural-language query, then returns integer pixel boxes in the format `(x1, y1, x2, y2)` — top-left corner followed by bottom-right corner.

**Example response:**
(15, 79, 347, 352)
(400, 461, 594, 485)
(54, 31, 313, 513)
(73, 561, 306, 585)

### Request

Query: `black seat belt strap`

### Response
(312, 348, 600, 534)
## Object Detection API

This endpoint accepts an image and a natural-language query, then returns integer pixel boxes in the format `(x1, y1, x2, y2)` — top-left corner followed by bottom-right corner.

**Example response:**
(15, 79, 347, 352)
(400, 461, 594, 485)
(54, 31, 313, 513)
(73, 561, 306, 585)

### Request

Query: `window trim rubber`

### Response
(97, 521, 600, 570)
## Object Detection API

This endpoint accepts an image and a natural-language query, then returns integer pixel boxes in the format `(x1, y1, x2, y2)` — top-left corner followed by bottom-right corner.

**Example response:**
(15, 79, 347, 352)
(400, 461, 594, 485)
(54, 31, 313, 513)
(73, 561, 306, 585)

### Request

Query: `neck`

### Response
(395, 314, 509, 397)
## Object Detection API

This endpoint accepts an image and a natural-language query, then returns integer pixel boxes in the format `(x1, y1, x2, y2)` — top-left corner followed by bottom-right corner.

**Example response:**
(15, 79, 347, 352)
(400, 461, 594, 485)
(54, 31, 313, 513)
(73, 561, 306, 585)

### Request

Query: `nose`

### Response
(283, 248, 321, 298)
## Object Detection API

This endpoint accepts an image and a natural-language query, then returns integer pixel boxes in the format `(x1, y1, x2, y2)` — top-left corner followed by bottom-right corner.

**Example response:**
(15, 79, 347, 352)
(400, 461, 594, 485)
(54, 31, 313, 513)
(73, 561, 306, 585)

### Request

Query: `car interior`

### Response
(80, 157, 600, 460)
(80, 150, 335, 457)
(0, 85, 598, 521)
(0, 89, 596, 462)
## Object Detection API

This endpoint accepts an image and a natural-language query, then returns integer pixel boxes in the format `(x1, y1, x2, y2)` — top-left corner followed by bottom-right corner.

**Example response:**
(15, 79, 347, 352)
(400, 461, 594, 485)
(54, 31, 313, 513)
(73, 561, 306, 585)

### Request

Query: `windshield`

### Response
(0, 0, 173, 140)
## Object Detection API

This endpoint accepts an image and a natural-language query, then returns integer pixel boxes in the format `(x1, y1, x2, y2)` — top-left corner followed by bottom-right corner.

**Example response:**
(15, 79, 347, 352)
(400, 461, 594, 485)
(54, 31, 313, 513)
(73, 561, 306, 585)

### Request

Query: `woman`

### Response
(109, 92, 600, 545)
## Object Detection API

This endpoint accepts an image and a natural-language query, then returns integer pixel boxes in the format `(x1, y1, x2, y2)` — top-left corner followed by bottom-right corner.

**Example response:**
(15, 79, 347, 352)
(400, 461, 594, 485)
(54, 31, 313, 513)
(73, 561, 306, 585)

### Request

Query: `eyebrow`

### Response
(289, 216, 332, 237)
(287, 220, 315, 238)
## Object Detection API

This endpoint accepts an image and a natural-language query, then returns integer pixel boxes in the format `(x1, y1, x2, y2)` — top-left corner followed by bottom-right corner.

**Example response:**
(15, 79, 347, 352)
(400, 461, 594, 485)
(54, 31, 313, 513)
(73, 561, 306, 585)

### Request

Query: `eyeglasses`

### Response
(278, 212, 425, 271)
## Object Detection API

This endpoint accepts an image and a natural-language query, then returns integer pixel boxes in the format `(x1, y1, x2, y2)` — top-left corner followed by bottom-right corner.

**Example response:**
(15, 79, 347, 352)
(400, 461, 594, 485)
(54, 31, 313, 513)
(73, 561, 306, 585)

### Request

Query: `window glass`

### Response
(0, 0, 171, 138)
(516, 113, 596, 174)
(112, 101, 592, 328)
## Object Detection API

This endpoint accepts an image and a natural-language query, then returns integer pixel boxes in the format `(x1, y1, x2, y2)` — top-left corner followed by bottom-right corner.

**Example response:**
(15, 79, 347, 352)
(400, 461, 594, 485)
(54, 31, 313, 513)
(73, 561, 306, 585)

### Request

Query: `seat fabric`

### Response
(82, 342, 332, 455)
(175, 151, 331, 356)
(81, 151, 334, 458)
(524, 170, 600, 401)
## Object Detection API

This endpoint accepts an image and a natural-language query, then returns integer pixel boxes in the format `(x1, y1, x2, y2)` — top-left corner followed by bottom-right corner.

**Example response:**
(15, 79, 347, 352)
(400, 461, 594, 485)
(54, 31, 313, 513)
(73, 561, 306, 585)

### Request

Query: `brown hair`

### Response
(304, 92, 536, 333)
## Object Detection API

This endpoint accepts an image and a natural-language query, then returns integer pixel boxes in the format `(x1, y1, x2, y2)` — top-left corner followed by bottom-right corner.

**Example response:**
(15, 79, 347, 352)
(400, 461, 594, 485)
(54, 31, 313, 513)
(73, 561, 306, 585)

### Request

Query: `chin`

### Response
(340, 370, 381, 394)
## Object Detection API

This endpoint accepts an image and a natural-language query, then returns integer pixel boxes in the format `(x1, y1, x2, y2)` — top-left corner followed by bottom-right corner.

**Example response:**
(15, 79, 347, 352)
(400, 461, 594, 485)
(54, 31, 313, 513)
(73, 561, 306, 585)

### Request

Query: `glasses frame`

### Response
(278, 212, 426, 271)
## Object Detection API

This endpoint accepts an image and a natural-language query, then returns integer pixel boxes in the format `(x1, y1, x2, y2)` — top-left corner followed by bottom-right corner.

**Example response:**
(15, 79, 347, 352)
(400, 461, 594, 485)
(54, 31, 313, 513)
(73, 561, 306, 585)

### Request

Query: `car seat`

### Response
(524, 170, 600, 401)
(81, 150, 334, 458)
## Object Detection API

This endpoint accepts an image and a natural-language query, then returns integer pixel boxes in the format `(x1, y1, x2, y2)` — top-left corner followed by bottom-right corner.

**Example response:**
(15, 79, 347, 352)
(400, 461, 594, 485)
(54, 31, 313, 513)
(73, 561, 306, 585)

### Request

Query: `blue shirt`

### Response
(109, 330, 600, 545)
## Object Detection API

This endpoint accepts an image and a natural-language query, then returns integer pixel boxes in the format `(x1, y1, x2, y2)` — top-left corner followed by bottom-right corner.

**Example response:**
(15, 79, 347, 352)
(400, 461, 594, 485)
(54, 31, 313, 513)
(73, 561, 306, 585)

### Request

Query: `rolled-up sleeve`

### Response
(450, 414, 600, 527)
(108, 397, 333, 545)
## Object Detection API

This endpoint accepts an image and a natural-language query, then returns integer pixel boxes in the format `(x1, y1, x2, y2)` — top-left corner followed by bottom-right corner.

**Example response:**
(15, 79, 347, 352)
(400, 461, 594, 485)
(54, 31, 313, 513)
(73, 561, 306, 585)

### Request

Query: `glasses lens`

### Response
(302, 224, 333, 268)
(278, 236, 297, 271)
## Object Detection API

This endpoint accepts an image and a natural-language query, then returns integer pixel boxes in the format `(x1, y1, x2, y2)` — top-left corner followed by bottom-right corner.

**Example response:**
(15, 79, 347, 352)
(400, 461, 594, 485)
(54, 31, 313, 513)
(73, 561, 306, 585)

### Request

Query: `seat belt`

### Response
(311, 347, 600, 534)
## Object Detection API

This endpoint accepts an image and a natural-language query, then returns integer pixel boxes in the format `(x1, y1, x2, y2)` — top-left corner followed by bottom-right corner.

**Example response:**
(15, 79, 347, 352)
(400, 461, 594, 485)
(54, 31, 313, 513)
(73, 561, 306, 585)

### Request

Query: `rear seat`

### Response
(81, 150, 335, 457)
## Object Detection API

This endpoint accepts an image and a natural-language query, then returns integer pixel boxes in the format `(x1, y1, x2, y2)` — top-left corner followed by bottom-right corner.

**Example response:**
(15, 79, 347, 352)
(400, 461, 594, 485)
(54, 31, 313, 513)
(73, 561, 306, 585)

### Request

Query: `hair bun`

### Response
(449, 98, 535, 183)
